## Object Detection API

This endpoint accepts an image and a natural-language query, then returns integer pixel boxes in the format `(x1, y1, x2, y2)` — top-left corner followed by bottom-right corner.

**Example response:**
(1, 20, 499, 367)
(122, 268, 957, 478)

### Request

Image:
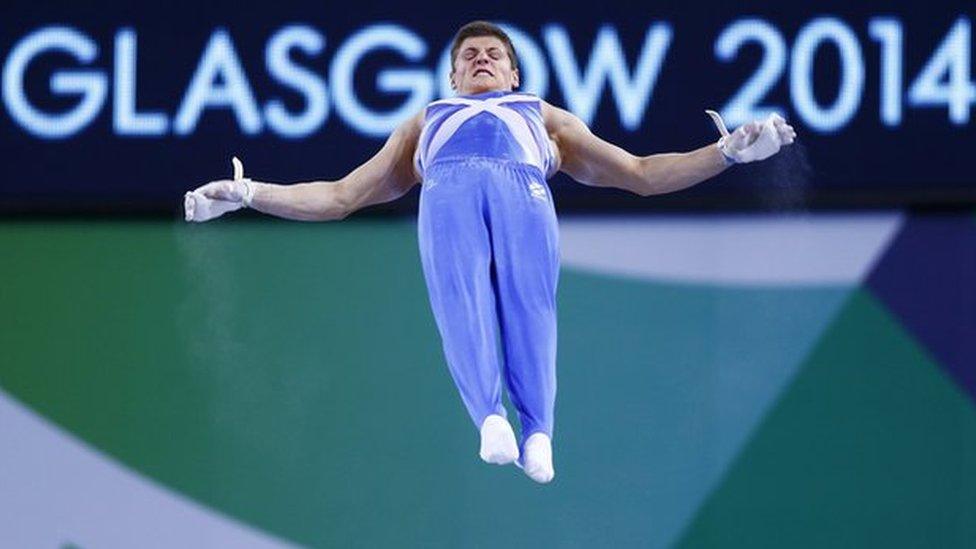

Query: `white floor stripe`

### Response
(0, 389, 296, 549)
(559, 212, 904, 286)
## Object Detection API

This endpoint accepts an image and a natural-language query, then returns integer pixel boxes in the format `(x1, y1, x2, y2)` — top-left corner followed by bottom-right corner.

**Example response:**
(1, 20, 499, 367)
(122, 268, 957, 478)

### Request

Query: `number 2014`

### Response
(715, 16, 975, 132)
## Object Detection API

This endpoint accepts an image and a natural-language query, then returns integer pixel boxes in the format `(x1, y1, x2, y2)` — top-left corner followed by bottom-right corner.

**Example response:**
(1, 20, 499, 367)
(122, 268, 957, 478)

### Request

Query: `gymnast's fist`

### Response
(184, 157, 254, 222)
(706, 111, 797, 164)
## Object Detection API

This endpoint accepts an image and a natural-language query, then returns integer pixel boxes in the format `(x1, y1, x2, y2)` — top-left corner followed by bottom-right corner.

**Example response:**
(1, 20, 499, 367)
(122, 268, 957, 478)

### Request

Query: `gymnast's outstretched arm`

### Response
(541, 102, 795, 197)
(185, 112, 423, 222)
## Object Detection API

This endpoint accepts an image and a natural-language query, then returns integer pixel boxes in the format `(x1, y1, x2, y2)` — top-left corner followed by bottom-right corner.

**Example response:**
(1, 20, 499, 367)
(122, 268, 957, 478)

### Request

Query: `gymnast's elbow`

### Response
(623, 171, 666, 197)
(634, 164, 683, 197)
(628, 157, 667, 197)
(311, 181, 353, 221)
(636, 178, 672, 197)
(316, 199, 352, 222)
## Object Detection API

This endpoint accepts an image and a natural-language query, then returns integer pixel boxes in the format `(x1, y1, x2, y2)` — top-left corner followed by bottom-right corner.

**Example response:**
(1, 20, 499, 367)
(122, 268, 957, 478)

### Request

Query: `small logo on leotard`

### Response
(528, 182, 548, 202)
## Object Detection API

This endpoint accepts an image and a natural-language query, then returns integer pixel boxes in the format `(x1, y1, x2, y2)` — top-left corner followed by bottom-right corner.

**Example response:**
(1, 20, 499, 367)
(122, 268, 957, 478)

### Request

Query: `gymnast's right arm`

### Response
(184, 113, 423, 222)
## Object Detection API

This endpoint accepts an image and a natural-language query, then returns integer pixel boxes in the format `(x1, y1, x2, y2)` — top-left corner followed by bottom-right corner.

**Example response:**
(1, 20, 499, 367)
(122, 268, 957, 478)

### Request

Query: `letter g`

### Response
(3, 27, 107, 139)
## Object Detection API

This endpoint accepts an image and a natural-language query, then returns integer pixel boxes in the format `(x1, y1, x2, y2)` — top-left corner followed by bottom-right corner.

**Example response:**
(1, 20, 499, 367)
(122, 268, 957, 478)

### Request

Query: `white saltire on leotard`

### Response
(414, 91, 557, 179)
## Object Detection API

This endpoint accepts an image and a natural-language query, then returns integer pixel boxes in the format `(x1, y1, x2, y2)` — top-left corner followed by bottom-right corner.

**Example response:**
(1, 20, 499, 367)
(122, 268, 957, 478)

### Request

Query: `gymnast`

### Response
(185, 20, 795, 483)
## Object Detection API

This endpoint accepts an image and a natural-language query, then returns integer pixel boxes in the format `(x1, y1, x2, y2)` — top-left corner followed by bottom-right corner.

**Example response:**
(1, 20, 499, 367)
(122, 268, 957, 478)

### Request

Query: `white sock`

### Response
(479, 415, 519, 465)
(522, 433, 554, 483)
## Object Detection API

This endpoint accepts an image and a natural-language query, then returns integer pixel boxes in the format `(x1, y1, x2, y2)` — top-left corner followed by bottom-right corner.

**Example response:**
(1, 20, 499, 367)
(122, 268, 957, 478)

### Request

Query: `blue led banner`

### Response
(1, 0, 973, 212)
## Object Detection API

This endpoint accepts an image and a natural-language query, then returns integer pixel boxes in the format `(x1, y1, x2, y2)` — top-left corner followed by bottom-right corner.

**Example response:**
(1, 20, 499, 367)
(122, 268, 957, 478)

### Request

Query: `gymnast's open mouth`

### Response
(473, 69, 494, 77)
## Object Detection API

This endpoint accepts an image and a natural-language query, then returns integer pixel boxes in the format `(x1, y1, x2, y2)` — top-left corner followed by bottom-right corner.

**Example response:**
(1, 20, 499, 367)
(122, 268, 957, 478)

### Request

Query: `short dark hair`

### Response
(449, 21, 519, 75)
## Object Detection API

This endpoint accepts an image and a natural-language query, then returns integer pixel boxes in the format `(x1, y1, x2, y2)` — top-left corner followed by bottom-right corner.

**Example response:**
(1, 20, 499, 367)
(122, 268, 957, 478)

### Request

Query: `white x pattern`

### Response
(417, 95, 546, 175)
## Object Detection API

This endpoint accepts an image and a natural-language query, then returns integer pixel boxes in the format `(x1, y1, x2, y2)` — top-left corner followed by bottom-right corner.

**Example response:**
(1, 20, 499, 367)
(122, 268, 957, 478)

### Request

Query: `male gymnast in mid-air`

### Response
(185, 21, 796, 483)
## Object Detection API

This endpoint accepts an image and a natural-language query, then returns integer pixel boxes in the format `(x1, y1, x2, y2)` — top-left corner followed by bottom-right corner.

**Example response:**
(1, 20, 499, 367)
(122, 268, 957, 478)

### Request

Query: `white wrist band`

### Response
(231, 156, 254, 207)
(716, 138, 736, 166)
(240, 179, 254, 207)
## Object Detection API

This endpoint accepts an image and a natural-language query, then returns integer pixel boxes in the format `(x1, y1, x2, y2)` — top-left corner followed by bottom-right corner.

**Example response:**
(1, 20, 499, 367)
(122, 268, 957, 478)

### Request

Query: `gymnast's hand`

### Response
(705, 111, 796, 164)
(184, 157, 255, 222)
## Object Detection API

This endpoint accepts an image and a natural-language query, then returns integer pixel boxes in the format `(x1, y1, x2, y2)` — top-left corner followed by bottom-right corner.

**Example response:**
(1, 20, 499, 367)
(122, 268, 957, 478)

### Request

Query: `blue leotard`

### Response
(415, 90, 559, 445)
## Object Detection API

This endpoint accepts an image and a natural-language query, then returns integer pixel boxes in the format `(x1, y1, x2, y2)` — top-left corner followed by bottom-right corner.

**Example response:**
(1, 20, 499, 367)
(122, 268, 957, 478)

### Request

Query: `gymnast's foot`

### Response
(479, 415, 519, 465)
(522, 433, 555, 484)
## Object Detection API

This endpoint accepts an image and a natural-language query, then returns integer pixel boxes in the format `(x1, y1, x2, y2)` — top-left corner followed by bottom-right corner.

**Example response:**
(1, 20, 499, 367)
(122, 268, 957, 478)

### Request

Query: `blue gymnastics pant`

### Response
(418, 158, 559, 444)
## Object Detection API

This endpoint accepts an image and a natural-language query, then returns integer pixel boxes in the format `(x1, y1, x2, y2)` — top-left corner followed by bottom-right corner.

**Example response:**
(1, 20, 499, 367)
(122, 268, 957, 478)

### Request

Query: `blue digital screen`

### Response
(1, 0, 973, 212)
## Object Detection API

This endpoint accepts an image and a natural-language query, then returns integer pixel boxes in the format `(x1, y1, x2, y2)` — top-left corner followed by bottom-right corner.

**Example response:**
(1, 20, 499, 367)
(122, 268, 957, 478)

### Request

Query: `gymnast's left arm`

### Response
(541, 102, 795, 197)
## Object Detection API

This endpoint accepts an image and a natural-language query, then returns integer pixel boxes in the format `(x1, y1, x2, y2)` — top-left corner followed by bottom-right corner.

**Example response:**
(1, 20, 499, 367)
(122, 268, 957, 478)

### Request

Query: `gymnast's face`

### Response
(451, 36, 520, 96)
